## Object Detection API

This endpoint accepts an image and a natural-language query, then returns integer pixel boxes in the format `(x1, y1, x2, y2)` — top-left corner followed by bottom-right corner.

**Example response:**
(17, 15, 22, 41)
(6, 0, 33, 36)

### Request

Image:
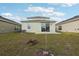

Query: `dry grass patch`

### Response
(0, 32, 79, 55)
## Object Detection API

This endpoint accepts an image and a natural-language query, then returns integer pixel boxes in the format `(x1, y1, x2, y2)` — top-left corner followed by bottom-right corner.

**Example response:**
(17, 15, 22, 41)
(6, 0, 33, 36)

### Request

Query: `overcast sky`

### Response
(0, 3, 79, 23)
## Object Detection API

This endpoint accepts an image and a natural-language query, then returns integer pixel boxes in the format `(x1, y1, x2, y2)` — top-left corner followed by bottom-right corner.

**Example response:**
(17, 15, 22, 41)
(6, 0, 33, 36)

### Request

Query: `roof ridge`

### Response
(56, 15, 79, 25)
(0, 16, 21, 25)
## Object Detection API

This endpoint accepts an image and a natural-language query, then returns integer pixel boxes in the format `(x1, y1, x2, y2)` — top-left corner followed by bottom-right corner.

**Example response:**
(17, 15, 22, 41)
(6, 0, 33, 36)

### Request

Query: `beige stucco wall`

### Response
(56, 20, 79, 32)
(21, 22, 56, 33)
(21, 22, 41, 33)
(50, 23, 56, 33)
(0, 21, 19, 33)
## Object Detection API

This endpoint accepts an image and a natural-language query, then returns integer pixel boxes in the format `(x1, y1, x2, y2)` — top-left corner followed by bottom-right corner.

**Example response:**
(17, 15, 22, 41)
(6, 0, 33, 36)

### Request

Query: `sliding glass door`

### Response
(41, 23, 50, 32)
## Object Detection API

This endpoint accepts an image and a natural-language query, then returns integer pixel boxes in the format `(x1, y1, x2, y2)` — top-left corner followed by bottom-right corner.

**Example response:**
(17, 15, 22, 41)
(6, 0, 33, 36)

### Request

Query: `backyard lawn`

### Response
(0, 32, 79, 56)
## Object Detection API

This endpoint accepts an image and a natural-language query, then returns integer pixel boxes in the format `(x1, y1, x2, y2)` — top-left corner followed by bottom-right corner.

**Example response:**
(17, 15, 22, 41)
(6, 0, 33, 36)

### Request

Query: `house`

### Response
(56, 15, 79, 32)
(21, 16, 56, 34)
(0, 16, 21, 33)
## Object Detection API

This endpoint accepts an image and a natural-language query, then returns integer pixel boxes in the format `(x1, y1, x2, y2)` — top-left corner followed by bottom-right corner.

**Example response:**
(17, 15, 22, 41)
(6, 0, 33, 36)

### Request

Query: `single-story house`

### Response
(56, 15, 79, 32)
(21, 16, 56, 34)
(0, 16, 21, 33)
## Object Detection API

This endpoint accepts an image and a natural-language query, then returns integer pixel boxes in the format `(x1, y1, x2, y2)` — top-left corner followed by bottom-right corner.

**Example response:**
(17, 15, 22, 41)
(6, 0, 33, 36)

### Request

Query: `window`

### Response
(41, 23, 50, 32)
(58, 26, 62, 30)
(27, 24, 31, 29)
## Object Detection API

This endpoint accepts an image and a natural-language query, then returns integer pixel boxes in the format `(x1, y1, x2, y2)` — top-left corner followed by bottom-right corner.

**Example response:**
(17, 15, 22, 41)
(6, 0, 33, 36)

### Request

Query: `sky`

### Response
(0, 3, 79, 23)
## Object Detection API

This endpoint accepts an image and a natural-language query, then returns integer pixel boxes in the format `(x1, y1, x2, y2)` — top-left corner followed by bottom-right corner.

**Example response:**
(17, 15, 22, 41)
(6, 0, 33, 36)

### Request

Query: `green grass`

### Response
(0, 32, 79, 56)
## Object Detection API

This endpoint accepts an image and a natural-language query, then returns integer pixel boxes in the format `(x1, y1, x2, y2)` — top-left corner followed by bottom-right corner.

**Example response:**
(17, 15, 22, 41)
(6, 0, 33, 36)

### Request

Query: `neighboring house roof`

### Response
(0, 16, 21, 25)
(27, 16, 50, 19)
(56, 15, 79, 25)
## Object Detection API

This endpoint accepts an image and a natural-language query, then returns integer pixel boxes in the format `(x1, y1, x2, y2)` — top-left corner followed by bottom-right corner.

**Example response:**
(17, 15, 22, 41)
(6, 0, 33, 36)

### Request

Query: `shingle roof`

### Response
(56, 15, 79, 25)
(21, 16, 56, 23)
(21, 19, 56, 23)
(27, 16, 50, 19)
(0, 16, 21, 25)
